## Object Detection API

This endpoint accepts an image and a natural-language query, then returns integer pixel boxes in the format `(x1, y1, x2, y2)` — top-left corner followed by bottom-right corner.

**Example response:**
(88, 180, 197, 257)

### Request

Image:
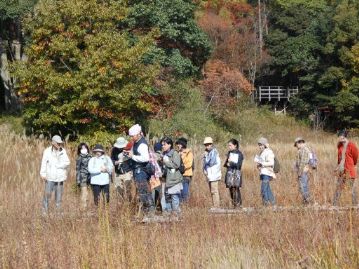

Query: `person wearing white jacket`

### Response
(40, 135, 70, 214)
(88, 144, 113, 206)
(203, 137, 221, 209)
(254, 137, 276, 206)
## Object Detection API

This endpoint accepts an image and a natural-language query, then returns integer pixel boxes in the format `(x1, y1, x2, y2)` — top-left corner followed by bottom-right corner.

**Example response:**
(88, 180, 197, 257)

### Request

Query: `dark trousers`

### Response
(134, 169, 155, 213)
(229, 187, 242, 207)
(92, 184, 110, 206)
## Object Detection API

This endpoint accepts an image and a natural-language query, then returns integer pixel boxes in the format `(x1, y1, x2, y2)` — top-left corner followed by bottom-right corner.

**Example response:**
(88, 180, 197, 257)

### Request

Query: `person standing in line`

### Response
(202, 137, 221, 209)
(76, 142, 92, 210)
(254, 137, 276, 206)
(111, 137, 133, 202)
(224, 139, 244, 208)
(333, 130, 358, 206)
(161, 137, 183, 217)
(148, 142, 163, 211)
(40, 135, 70, 215)
(294, 137, 312, 205)
(153, 142, 168, 211)
(88, 144, 113, 206)
(175, 137, 194, 202)
(126, 124, 155, 218)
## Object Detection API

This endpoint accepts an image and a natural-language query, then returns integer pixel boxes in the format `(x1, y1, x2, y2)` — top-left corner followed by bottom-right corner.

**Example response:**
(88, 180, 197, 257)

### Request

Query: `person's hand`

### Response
(125, 150, 133, 158)
(101, 166, 107, 173)
(41, 176, 46, 181)
(115, 161, 120, 165)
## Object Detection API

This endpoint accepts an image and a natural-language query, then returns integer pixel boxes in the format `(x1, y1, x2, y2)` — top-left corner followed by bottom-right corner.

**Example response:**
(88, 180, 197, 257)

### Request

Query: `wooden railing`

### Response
(253, 86, 299, 102)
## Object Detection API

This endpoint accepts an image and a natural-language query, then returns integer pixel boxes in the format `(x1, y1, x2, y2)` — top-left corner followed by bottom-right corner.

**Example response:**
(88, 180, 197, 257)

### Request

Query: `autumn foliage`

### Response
(11, 0, 159, 138)
(197, 0, 265, 113)
(201, 60, 252, 112)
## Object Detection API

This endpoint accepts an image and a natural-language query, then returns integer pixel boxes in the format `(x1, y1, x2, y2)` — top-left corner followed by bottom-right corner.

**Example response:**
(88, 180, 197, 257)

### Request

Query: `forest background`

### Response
(1, 0, 358, 142)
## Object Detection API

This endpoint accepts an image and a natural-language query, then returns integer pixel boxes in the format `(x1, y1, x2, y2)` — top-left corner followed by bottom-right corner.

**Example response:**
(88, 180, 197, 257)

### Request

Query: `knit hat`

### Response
(93, 144, 105, 152)
(129, 124, 142, 136)
(258, 137, 269, 146)
(114, 137, 128, 149)
(294, 137, 305, 146)
(52, 135, 63, 144)
(203, 137, 213, 145)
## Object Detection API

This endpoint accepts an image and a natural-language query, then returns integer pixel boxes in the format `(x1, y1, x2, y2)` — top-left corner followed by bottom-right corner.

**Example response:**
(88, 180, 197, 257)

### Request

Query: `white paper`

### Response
(229, 152, 239, 163)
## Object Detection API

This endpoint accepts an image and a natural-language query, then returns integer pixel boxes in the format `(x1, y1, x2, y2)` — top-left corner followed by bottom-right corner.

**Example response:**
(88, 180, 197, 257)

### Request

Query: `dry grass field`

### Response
(0, 124, 358, 268)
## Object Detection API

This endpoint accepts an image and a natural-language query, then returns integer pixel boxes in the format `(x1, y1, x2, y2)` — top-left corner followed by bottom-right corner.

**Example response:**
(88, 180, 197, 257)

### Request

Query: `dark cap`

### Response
(337, 130, 348, 137)
(154, 142, 162, 153)
(93, 144, 105, 152)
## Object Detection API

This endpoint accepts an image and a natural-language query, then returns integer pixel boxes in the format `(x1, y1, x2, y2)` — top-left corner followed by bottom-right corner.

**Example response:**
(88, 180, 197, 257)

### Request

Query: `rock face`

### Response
(1, 39, 23, 112)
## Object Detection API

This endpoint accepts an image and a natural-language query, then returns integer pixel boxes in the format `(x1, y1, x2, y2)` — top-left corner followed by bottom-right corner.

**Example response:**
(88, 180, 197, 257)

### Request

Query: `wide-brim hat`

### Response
(203, 137, 213, 145)
(93, 144, 105, 152)
(294, 137, 305, 146)
(114, 137, 128, 149)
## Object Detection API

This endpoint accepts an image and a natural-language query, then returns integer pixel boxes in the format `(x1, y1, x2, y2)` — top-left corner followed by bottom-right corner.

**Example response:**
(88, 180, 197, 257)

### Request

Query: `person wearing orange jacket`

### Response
(333, 130, 358, 206)
(175, 138, 194, 202)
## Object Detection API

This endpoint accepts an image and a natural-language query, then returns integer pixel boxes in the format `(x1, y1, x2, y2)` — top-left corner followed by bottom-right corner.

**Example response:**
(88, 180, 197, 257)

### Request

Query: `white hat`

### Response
(114, 137, 128, 149)
(129, 124, 142, 136)
(52, 135, 63, 144)
(203, 137, 213, 144)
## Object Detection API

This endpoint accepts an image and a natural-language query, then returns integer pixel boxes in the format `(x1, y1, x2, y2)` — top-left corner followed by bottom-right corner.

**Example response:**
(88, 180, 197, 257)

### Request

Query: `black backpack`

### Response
(178, 157, 185, 174)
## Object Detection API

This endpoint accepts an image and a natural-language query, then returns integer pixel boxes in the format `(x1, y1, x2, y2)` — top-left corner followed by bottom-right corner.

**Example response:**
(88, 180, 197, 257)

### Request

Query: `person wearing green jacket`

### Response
(161, 137, 183, 216)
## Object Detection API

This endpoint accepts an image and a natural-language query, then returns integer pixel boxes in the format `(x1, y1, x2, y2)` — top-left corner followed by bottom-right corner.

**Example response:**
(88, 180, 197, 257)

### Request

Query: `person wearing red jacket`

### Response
(333, 130, 358, 206)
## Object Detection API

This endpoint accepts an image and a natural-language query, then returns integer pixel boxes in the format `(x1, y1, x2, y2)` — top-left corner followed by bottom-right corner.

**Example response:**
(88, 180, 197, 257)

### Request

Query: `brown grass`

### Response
(0, 125, 358, 269)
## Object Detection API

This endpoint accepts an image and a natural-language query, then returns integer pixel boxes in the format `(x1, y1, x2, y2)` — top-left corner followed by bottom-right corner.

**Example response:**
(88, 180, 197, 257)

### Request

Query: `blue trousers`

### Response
(298, 173, 311, 204)
(260, 175, 275, 206)
(181, 176, 191, 202)
(165, 192, 181, 213)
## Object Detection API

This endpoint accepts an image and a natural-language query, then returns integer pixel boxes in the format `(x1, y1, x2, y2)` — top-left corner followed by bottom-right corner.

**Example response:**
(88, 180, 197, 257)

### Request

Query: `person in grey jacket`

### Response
(161, 137, 183, 216)
(76, 142, 92, 210)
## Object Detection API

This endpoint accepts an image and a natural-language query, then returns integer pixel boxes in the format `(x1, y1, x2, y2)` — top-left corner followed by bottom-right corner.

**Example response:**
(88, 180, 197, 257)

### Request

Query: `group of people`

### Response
(40, 125, 358, 218)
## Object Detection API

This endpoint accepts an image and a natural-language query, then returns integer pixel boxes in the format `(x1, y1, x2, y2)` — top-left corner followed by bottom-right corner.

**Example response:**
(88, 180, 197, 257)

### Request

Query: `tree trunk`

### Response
(0, 19, 23, 112)
(258, 0, 263, 59)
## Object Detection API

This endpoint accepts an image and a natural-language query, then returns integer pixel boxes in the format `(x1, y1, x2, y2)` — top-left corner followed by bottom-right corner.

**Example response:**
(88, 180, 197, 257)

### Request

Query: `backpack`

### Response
(179, 158, 185, 174)
(144, 162, 155, 176)
(273, 156, 280, 173)
(308, 148, 318, 169)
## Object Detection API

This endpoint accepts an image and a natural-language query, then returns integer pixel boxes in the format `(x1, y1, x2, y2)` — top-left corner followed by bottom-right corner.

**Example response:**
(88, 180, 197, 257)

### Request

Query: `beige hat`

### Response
(203, 137, 213, 144)
(257, 137, 269, 146)
(294, 137, 305, 146)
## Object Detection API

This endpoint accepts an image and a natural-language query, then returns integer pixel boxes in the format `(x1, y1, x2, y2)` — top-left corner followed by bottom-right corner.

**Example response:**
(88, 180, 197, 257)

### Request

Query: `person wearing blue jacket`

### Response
(88, 144, 113, 206)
